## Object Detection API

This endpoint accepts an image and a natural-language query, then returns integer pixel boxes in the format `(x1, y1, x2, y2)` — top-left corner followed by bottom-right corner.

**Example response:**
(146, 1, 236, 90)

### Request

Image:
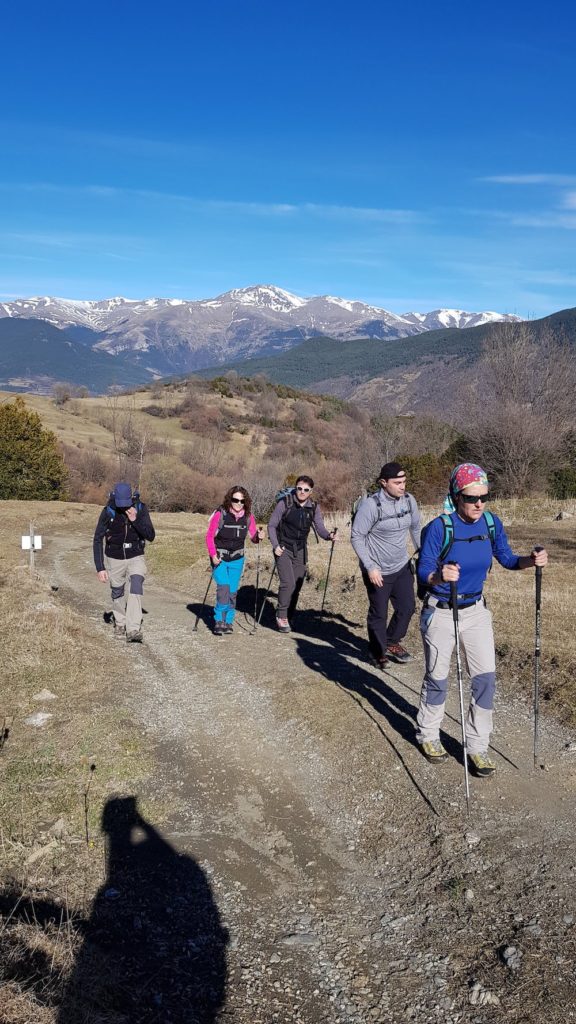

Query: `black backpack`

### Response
(278, 490, 319, 545)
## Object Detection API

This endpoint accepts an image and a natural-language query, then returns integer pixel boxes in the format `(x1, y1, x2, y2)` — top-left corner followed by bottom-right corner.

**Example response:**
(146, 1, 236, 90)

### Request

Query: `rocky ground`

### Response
(9, 529, 576, 1023)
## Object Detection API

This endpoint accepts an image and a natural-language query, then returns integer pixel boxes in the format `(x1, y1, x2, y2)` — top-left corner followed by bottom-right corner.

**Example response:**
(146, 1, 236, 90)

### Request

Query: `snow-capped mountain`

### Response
(401, 309, 519, 332)
(0, 286, 521, 377)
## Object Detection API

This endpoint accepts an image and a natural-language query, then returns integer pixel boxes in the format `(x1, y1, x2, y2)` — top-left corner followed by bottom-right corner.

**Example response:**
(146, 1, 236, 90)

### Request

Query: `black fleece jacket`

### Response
(93, 500, 155, 572)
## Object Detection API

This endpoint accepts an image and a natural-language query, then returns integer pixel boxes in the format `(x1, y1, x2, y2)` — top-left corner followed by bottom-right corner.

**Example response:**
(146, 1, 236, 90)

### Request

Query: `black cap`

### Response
(379, 462, 405, 481)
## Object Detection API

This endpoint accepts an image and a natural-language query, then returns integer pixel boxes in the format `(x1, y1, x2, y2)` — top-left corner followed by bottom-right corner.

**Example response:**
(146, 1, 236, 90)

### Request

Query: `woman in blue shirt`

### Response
(416, 463, 548, 776)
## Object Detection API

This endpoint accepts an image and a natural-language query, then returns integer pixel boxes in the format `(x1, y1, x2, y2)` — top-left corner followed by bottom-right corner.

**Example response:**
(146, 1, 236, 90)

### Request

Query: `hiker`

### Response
(93, 482, 156, 643)
(206, 486, 264, 635)
(351, 462, 421, 667)
(416, 462, 548, 776)
(268, 476, 336, 633)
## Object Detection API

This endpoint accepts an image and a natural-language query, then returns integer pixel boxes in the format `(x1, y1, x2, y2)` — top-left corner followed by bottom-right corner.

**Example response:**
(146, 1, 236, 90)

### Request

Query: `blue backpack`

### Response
(416, 510, 496, 600)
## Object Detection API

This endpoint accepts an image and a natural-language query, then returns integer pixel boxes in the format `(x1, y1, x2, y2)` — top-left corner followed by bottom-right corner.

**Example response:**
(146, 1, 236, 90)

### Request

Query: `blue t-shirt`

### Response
(417, 511, 520, 602)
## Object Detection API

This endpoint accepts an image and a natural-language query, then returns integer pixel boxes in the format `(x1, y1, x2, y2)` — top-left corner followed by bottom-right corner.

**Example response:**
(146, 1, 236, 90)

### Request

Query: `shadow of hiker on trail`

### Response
(58, 795, 228, 1023)
(291, 609, 367, 655)
(294, 634, 440, 815)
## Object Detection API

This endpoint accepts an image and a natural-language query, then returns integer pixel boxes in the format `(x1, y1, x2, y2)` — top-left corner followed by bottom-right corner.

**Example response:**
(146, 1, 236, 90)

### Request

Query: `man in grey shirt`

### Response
(351, 462, 421, 668)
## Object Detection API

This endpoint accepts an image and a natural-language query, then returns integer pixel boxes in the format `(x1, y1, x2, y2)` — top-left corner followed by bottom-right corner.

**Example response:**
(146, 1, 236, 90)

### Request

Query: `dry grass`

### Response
(0, 500, 157, 1021)
(0, 386, 264, 465)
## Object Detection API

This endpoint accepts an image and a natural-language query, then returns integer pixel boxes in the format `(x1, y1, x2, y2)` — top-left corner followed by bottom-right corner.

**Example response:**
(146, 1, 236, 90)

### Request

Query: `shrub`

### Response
(548, 467, 576, 499)
(61, 444, 114, 503)
(141, 456, 226, 513)
(210, 378, 233, 398)
(0, 397, 67, 500)
(398, 452, 452, 505)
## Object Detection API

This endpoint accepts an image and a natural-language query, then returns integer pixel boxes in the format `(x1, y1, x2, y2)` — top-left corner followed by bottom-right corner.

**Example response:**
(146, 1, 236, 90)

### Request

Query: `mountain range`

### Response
(198, 304, 576, 413)
(0, 285, 521, 384)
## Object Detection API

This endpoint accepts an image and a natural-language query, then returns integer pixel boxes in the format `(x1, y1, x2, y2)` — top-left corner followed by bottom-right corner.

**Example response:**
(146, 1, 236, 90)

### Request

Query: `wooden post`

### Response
(29, 521, 35, 574)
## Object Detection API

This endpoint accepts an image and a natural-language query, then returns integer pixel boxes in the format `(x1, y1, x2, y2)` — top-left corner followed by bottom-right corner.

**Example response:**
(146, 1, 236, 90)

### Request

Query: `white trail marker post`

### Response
(22, 522, 42, 574)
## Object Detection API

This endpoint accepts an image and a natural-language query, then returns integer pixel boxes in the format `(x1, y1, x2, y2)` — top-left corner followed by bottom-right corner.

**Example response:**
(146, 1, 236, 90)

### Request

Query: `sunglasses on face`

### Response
(460, 493, 490, 504)
(231, 497, 245, 504)
(296, 486, 312, 493)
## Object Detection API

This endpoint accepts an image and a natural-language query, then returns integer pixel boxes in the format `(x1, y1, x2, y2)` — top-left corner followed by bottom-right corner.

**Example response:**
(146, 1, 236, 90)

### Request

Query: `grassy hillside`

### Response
(0, 377, 375, 513)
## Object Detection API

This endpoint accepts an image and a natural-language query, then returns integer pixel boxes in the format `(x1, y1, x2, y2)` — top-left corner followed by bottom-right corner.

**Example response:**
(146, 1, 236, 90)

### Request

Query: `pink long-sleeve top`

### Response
(205, 507, 259, 559)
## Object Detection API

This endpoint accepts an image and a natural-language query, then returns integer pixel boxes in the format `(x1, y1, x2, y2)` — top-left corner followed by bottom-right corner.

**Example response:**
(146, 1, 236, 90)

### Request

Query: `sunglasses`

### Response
(296, 486, 312, 493)
(460, 493, 490, 504)
(231, 497, 245, 504)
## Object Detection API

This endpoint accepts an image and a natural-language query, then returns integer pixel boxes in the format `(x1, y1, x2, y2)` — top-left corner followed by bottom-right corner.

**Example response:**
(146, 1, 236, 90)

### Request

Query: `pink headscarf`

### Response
(444, 463, 489, 512)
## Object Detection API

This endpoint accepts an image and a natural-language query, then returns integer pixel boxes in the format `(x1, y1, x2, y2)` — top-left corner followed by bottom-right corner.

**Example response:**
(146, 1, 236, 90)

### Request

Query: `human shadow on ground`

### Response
(187, 600, 215, 630)
(186, 580, 259, 633)
(0, 797, 229, 1022)
(291, 609, 367, 656)
(294, 612, 518, 771)
(103, 609, 148, 626)
(294, 634, 440, 815)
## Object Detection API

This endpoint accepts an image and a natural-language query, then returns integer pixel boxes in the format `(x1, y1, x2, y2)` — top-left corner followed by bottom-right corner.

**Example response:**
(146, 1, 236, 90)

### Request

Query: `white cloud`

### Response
(0, 182, 420, 223)
(481, 174, 576, 186)
(507, 213, 576, 230)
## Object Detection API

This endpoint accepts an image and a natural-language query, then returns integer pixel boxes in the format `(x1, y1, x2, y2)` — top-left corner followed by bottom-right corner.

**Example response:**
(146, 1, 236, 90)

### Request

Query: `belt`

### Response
(217, 548, 244, 561)
(427, 596, 483, 611)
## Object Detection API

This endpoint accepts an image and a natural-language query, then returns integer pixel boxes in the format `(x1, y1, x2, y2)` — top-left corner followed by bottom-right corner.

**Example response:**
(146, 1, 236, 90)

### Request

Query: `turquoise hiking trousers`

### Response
(212, 557, 245, 624)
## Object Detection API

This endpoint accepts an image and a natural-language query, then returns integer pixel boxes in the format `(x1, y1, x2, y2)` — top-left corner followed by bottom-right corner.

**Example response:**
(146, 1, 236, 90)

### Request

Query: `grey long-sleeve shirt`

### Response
(351, 489, 421, 574)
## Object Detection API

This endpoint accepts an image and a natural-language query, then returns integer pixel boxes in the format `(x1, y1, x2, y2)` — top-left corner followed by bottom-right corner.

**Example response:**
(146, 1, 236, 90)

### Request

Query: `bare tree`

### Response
(459, 324, 576, 494)
(241, 461, 285, 519)
(52, 382, 72, 406)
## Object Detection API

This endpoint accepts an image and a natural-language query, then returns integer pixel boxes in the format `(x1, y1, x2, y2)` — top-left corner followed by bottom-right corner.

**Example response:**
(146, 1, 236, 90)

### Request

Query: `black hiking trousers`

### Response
(361, 561, 415, 660)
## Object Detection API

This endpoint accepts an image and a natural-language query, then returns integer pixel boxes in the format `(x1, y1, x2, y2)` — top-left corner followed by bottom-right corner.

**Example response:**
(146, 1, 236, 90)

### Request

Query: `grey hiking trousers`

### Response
(416, 598, 496, 755)
(275, 546, 307, 619)
(105, 554, 147, 635)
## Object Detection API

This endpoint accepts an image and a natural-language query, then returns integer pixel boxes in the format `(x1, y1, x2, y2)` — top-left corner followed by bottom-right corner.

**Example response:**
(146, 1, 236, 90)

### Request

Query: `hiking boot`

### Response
(213, 621, 224, 636)
(468, 751, 496, 777)
(223, 622, 233, 634)
(386, 643, 413, 664)
(419, 739, 449, 763)
(113, 623, 126, 640)
(276, 616, 291, 633)
(371, 655, 389, 670)
(126, 630, 143, 643)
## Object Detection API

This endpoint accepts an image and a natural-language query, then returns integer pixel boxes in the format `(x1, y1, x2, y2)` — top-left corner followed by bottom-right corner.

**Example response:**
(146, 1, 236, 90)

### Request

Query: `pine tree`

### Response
(0, 397, 67, 500)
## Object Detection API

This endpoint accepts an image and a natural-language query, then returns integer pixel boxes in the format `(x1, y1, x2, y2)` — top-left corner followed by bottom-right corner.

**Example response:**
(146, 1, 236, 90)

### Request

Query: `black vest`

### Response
(278, 499, 315, 551)
(104, 508, 146, 560)
(215, 509, 249, 560)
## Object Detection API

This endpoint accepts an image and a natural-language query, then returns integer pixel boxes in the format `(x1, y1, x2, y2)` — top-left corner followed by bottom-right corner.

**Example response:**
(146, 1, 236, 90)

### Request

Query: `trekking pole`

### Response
(320, 528, 338, 612)
(533, 545, 544, 768)
(251, 562, 277, 634)
(449, 568, 471, 816)
(254, 543, 261, 623)
(192, 572, 213, 632)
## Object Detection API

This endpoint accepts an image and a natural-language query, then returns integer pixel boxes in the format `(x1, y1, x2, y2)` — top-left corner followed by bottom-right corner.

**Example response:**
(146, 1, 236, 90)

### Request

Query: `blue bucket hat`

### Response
(113, 482, 133, 508)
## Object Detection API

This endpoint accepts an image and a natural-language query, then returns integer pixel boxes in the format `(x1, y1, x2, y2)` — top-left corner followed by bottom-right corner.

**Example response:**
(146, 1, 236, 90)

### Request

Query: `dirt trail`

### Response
(53, 532, 576, 1023)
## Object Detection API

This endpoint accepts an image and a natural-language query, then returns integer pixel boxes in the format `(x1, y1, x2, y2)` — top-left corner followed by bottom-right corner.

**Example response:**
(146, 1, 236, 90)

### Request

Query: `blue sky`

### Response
(1, 0, 575, 315)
